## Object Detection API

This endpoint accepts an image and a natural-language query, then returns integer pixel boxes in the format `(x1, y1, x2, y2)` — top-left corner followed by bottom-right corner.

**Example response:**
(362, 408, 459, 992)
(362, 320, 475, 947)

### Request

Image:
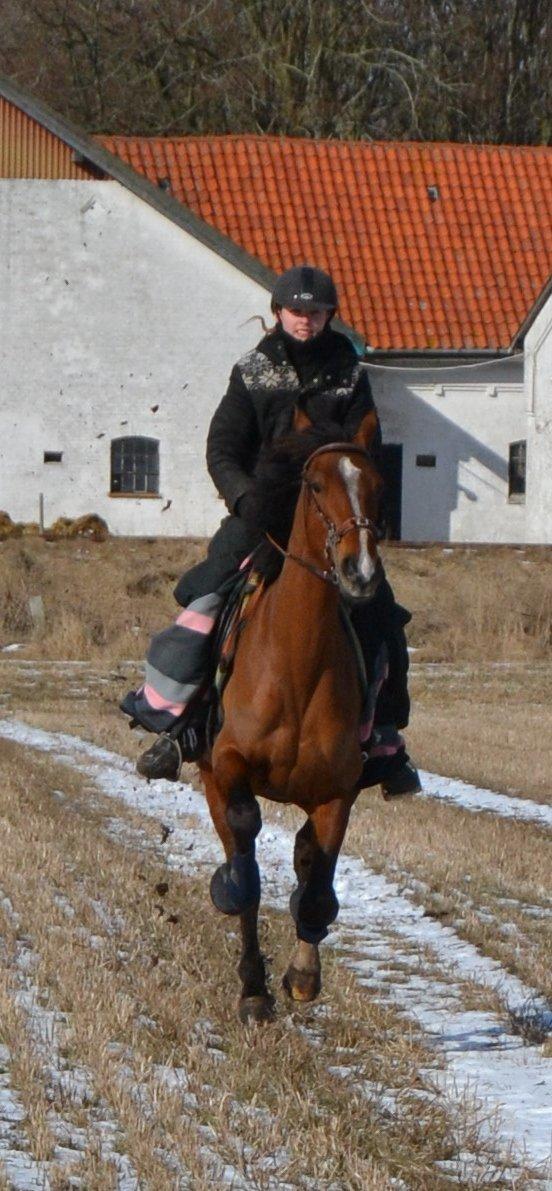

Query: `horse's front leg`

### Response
(200, 759, 273, 1023)
(284, 797, 353, 1003)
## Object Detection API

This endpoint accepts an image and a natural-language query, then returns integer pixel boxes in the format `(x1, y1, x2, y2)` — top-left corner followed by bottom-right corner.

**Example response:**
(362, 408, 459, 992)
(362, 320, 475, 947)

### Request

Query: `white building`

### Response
(0, 178, 266, 538)
(524, 280, 552, 543)
(1, 74, 551, 543)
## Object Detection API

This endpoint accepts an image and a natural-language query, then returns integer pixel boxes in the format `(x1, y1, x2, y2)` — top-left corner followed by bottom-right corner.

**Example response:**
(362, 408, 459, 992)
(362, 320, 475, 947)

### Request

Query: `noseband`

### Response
(267, 442, 380, 587)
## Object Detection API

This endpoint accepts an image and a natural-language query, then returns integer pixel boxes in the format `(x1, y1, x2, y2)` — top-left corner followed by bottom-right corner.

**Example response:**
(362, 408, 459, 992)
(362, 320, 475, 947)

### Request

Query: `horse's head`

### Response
(300, 411, 384, 601)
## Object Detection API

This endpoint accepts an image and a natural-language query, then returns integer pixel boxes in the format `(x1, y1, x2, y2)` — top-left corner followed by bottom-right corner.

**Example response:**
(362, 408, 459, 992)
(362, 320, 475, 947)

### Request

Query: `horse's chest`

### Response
(254, 719, 360, 805)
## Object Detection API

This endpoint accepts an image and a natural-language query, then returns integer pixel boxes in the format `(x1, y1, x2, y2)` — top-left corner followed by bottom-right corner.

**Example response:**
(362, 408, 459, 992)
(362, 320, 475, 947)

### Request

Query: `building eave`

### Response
(363, 347, 521, 361)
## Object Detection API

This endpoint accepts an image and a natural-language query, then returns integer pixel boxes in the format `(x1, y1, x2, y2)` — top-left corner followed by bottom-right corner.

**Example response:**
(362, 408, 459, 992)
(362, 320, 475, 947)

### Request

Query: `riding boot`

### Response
(135, 701, 210, 782)
(350, 579, 421, 798)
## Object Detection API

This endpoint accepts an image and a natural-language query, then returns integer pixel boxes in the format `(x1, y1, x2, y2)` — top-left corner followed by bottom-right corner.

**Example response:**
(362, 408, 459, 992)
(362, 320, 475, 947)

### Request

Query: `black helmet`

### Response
(271, 265, 338, 312)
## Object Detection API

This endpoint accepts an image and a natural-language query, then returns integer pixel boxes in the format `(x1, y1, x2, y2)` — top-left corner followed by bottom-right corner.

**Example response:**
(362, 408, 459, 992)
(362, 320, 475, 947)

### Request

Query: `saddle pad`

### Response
(207, 569, 266, 745)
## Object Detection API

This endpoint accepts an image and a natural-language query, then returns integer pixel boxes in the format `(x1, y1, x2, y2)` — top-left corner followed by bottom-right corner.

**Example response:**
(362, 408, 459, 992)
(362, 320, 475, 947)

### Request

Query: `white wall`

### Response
(0, 180, 264, 537)
(0, 178, 537, 543)
(524, 293, 552, 543)
(369, 361, 527, 542)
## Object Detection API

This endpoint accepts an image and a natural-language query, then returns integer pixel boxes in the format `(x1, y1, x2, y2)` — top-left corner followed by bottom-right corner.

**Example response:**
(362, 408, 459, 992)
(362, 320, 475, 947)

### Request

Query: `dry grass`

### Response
(0, 535, 550, 1184)
(0, 975, 57, 1164)
(3, 657, 550, 1002)
(0, 740, 526, 1188)
(408, 661, 552, 804)
(0, 536, 205, 660)
(344, 794, 552, 1004)
(1, 537, 552, 663)
(384, 544, 552, 662)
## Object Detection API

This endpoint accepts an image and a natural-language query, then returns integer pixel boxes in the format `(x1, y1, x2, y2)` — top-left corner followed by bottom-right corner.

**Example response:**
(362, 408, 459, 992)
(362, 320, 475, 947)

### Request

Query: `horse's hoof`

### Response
(282, 966, 321, 1003)
(238, 995, 275, 1025)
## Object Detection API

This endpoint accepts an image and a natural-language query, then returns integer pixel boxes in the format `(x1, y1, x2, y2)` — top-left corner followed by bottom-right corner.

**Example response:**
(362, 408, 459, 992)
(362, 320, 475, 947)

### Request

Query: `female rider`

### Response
(123, 265, 420, 799)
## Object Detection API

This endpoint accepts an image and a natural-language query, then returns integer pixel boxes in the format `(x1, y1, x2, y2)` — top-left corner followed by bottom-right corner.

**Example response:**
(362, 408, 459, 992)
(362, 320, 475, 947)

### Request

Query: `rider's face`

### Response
(278, 306, 330, 341)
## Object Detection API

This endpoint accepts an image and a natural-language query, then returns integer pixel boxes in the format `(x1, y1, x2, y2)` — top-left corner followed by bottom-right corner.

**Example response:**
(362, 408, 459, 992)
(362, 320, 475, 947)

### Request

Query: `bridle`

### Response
(266, 442, 381, 587)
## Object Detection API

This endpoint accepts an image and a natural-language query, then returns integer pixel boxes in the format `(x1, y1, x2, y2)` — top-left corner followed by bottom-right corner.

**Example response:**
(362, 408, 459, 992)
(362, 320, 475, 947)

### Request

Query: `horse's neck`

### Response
(267, 518, 342, 677)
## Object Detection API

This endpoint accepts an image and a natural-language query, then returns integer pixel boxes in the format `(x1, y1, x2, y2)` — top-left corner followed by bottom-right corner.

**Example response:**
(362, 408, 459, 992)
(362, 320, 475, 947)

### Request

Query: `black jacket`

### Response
(206, 325, 380, 514)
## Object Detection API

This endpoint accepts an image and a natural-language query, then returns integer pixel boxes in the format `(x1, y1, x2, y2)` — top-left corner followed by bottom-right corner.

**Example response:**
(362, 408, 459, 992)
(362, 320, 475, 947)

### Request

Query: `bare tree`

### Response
(0, 0, 550, 142)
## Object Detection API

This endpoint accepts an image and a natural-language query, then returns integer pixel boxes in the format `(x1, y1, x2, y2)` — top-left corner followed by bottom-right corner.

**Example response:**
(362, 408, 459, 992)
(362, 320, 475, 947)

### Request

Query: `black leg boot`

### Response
(351, 581, 422, 800)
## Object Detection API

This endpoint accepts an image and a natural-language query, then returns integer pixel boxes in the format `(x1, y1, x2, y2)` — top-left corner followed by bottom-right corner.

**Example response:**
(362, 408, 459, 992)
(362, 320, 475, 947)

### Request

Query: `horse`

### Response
(198, 409, 384, 1024)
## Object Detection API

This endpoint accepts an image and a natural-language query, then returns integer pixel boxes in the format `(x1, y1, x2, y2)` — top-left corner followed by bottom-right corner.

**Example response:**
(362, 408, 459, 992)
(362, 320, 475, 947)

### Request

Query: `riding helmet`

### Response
(271, 265, 338, 312)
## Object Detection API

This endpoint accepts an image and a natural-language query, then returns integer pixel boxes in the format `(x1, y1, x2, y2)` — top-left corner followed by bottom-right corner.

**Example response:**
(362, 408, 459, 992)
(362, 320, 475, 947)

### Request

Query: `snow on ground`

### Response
(0, 890, 141, 1190)
(0, 1051, 52, 1191)
(0, 717, 551, 1182)
(0, 827, 290, 1190)
(419, 769, 552, 827)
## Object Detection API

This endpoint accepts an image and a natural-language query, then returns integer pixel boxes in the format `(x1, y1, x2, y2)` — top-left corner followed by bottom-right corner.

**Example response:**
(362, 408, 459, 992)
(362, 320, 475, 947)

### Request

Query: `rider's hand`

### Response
(236, 491, 258, 527)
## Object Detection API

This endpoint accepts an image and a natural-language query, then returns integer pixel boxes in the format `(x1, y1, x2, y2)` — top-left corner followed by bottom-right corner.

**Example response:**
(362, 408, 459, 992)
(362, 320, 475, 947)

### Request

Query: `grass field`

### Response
(0, 538, 550, 1187)
(2, 536, 552, 664)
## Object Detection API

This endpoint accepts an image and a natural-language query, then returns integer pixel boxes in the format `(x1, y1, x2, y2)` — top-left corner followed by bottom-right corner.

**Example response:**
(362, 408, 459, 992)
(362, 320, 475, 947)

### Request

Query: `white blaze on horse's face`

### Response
(338, 456, 377, 593)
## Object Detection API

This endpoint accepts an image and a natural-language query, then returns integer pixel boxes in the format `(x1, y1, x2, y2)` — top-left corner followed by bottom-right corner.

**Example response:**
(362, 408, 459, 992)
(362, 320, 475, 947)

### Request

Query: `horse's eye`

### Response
(310, 481, 322, 494)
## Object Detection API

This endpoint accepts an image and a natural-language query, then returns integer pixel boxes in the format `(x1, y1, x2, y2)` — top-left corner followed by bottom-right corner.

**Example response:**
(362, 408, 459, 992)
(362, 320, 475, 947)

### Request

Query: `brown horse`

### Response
(198, 410, 383, 1023)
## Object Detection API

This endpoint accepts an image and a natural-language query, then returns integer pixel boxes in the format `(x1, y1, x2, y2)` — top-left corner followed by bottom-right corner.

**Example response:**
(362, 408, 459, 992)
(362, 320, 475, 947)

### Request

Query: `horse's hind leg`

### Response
(284, 799, 352, 1003)
(201, 759, 272, 1023)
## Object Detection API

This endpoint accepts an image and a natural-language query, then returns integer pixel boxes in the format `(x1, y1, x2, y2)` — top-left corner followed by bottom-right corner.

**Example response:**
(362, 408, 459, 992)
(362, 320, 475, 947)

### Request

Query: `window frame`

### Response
(508, 439, 526, 503)
(109, 436, 160, 498)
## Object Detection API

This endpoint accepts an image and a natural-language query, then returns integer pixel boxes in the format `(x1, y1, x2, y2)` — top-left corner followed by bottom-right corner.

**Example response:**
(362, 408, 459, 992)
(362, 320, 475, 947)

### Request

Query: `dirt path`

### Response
(0, 717, 550, 1186)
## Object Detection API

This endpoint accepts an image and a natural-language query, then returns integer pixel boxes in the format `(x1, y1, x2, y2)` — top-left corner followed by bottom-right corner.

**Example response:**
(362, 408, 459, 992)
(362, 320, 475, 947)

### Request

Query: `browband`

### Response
(302, 442, 371, 473)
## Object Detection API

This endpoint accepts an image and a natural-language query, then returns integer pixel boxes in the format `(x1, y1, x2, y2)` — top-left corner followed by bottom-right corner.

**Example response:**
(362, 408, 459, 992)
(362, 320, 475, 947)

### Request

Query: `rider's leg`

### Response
(173, 516, 259, 607)
(350, 578, 421, 798)
(122, 517, 260, 780)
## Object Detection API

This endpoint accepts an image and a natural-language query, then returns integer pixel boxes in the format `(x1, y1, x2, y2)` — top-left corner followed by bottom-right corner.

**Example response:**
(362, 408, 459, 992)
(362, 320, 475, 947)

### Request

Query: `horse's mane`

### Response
(247, 424, 347, 582)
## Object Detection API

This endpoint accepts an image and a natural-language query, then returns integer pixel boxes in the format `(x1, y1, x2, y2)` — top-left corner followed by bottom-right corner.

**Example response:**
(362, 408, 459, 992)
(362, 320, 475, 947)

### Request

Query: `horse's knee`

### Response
(226, 785, 262, 852)
(210, 850, 260, 915)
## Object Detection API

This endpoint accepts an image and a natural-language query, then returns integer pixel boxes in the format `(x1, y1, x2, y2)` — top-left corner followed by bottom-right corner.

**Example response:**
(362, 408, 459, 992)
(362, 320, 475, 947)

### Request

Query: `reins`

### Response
(265, 531, 340, 586)
(265, 442, 380, 587)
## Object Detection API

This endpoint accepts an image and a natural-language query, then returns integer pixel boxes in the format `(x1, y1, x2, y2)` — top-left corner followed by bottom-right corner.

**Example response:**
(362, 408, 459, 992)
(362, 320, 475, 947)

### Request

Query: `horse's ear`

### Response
(293, 406, 313, 433)
(353, 409, 379, 452)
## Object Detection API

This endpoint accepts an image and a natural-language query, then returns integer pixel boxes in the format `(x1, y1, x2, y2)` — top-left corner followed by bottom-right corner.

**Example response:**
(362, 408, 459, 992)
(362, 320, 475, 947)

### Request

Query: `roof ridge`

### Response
(99, 133, 552, 155)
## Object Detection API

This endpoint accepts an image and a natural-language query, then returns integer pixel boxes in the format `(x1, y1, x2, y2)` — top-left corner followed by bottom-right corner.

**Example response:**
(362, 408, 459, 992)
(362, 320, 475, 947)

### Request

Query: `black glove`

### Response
(235, 490, 258, 527)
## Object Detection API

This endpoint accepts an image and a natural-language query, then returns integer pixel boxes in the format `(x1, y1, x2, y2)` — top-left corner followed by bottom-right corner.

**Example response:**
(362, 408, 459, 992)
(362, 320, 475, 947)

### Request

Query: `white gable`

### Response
(0, 179, 264, 536)
(524, 290, 552, 543)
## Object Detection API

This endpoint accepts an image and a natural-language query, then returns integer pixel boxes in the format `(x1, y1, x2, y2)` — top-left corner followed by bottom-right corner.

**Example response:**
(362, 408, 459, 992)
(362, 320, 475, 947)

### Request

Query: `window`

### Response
(508, 440, 526, 500)
(44, 451, 63, 463)
(110, 437, 159, 495)
(416, 454, 436, 468)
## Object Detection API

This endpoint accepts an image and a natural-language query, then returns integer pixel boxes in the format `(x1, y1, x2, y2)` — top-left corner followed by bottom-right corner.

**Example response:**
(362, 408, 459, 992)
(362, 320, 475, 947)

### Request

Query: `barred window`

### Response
(508, 440, 526, 500)
(110, 437, 159, 495)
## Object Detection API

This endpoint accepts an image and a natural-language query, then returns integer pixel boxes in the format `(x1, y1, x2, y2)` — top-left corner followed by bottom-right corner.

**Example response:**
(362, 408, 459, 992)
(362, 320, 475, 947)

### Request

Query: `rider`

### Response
(122, 265, 421, 798)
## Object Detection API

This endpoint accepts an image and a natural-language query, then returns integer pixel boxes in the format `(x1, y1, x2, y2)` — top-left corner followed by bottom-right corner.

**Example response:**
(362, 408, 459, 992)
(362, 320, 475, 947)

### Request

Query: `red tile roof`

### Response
(99, 135, 552, 351)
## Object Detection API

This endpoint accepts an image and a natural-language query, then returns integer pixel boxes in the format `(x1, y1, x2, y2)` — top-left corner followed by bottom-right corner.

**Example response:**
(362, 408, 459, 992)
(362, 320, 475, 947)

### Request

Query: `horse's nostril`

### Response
(341, 554, 375, 592)
(342, 555, 358, 580)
